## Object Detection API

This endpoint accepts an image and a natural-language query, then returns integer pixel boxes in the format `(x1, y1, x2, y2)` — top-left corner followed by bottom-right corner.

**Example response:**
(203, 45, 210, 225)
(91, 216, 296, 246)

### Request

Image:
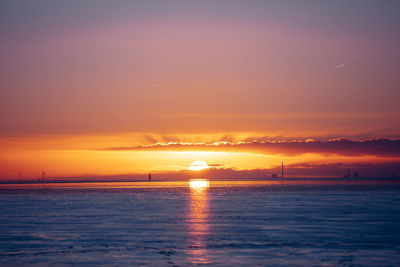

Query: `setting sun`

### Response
(188, 161, 209, 171)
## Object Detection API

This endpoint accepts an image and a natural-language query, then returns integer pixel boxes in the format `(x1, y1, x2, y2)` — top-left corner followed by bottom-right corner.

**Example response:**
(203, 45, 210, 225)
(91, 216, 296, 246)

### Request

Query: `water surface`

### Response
(1, 179, 400, 266)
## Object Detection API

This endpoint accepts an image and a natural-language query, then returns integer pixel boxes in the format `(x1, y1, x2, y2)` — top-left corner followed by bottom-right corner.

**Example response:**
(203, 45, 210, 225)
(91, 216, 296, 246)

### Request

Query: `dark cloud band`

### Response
(103, 139, 400, 157)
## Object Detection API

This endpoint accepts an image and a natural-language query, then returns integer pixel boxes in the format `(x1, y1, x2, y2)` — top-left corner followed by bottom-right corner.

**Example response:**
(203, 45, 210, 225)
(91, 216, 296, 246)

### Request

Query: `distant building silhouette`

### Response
(37, 171, 46, 183)
(347, 168, 351, 178)
(281, 162, 284, 178)
(271, 173, 278, 178)
(148, 173, 151, 181)
(353, 172, 359, 178)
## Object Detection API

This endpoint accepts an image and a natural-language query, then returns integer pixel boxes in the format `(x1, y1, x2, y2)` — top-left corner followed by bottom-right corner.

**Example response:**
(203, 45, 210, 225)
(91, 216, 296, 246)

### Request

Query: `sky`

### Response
(1, 0, 400, 180)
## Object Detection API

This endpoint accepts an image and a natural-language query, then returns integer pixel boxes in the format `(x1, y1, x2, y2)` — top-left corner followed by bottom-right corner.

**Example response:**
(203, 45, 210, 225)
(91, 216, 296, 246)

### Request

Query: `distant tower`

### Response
(41, 171, 46, 182)
(281, 162, 284, 179)
(148, 173, 151, 181)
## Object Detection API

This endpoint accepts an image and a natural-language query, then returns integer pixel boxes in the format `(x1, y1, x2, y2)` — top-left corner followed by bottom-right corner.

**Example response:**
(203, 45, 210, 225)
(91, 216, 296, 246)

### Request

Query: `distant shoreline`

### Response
(1, 176, 400, 185)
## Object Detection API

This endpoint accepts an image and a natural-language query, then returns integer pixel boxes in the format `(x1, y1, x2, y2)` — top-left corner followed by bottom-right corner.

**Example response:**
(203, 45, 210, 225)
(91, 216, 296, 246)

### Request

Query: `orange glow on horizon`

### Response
(1, 133, 399, 180)
(0, 147, 399, 180)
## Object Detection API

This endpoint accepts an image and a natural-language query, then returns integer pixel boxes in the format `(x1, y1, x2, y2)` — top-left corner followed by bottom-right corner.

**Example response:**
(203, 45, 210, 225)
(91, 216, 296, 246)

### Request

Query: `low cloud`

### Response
(48, 162, 400, 181)
(103, 139, 400, 157)
(204, 161, 400, 178)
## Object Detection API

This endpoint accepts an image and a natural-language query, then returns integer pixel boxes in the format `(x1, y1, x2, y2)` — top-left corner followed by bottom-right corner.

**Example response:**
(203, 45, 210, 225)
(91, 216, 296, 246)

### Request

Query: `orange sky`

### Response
(1, 133, 399, 180)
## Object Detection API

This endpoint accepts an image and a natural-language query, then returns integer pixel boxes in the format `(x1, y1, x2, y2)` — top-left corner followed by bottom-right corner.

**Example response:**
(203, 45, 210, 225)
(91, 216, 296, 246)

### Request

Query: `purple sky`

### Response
(1, 0, 400, 137)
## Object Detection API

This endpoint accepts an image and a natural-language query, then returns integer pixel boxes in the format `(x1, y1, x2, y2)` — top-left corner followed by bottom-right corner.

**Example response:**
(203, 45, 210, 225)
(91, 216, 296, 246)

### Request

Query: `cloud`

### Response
(333, 53, 360, 70)
(204, 162, 400, 178)
(49, 161, 400, 181)
(181, 163, 224, 167)
(285, 162, 400, 177)
(102, 139, 400, 157)
(333, 63, 347, 69)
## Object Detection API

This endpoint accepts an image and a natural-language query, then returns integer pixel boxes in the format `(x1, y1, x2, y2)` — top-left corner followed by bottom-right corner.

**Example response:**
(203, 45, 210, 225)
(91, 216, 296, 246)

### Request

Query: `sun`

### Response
(188, 161, 208, 171)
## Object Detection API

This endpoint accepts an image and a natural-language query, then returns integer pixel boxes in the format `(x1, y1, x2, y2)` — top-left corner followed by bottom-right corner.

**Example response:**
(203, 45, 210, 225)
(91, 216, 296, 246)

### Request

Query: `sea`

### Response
(1, 179, 400, 266)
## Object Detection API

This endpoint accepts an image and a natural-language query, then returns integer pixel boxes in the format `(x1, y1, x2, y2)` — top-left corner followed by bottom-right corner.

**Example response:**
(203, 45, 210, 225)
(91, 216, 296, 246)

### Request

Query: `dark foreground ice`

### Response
(1, 180, 400, 266)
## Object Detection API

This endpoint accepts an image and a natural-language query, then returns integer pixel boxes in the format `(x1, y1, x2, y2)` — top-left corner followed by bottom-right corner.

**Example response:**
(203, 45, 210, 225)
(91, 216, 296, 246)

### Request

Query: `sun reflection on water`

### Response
(189, 179, 209, 190)
(187, 179, 210, 264)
